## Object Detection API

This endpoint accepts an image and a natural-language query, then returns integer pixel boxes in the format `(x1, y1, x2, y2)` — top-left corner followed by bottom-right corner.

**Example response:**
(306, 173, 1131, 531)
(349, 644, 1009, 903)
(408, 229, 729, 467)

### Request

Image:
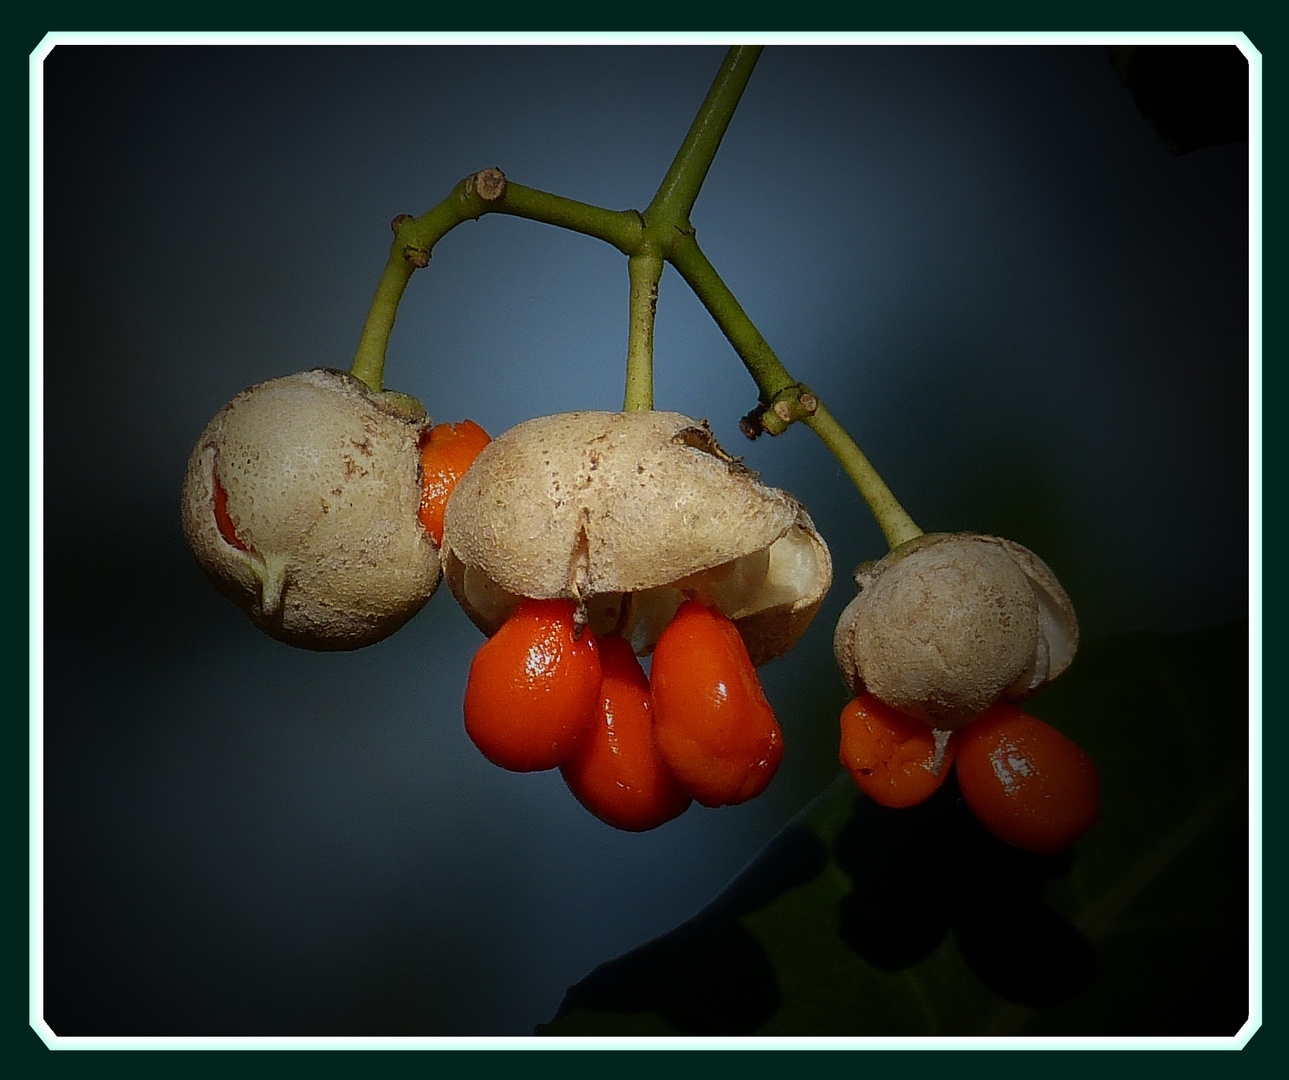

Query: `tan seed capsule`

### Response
(181, 368, 441, 650)
(441, 410, 832, 665)
(833, 532, 1078, 729)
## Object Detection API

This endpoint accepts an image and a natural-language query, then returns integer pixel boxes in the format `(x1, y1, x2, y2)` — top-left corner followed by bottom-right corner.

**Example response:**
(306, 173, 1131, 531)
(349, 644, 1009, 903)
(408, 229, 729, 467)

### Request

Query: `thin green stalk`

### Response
(394, 172, 643, 259)
(666, 231, 793, 400)
(646, 46, 764, 227)
(805, 405, 924, 550)
(653, 52, 922, 549)
(351, 256, 415, 393)
(624, 251, 663, 411)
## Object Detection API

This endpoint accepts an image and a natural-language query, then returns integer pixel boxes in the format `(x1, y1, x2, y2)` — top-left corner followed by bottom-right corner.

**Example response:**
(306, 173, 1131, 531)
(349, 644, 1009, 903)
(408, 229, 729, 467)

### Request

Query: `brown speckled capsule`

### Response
(833, 532, 1078, 729)
(181, 368, 440, 650)
(440, 410, 832, 666)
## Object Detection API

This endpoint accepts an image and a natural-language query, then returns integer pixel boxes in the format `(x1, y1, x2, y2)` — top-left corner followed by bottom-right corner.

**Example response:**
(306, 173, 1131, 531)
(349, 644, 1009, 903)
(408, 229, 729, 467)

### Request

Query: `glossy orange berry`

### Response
(419, 419, 491, 546)
(651, 600, 784, 808)
(463, 598, 601, 773)
(560, 636, 693, 831)
(839, 694, 956, 809)
(954, 703, 1099, 854)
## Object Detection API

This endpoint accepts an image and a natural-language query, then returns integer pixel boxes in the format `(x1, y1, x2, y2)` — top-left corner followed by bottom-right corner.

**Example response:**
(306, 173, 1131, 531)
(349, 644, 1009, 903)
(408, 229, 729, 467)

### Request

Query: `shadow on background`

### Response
(541, 823, 830, 1035)
(833, 782, 1096, 1006)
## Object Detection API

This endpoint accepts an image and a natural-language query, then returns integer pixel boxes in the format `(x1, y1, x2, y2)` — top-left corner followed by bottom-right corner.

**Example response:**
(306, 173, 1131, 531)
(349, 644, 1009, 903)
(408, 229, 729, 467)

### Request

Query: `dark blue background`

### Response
(40, 42, 1250, 1037)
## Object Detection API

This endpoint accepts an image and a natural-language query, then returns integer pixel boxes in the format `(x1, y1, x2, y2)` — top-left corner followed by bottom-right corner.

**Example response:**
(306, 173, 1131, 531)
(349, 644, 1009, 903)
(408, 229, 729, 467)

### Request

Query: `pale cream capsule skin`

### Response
(181, 368, 441, 650)
(833, 532, 1079, 730)
(440, 410, 833, 667)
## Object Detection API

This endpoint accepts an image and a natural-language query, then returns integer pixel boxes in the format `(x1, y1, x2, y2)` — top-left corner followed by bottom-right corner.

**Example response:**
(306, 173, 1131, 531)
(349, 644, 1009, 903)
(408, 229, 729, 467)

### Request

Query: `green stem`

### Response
(668, 230, 922, 550)
(624, 251, 663, 411)
(492, 183, 643, 252)
(646, 46, 763, 227)
(351, 256, 415, 393)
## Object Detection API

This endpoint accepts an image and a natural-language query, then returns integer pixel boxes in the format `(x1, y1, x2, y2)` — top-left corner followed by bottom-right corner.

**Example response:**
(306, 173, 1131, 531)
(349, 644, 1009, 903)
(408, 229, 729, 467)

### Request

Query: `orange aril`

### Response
(463, 598, 600, 773)
(561, 635, 692, 831)
(650, 600, 783, 808)
(419, 419, 491, 545)
(840, 693, 955, 809)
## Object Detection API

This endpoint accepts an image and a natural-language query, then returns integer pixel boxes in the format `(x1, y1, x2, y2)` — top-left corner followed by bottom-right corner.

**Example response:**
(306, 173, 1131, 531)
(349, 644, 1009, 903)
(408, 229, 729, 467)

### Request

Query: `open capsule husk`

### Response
(441, 410, 832, 665)
(833, 532, 1078, 728)
(181, 368, 441, 650)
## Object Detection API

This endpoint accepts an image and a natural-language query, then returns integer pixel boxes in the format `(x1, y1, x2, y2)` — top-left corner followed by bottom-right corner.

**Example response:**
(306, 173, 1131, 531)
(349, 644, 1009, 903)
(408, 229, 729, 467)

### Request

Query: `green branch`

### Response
(667, 232, 792, 400)
(351, 169, 643, 393)
(646, 46, 763, 228)
(481, 179, 643, 253)
(350, 253, 416, 394)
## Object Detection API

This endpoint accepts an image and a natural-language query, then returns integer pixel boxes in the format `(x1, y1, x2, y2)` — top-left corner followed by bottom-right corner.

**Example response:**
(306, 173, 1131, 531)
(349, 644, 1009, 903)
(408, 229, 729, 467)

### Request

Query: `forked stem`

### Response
(350, 48, 923, 550)
(620, 45, 763, 413)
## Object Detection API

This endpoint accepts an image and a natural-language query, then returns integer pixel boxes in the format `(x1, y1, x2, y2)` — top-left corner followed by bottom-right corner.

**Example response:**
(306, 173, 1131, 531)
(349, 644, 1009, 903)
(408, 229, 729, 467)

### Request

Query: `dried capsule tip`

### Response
(931, 729, 952, 775)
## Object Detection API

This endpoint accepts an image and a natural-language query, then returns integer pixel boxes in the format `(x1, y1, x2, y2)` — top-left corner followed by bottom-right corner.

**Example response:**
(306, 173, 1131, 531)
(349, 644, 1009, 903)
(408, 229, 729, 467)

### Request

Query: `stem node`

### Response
(741, 383, 819, 437)
(465, 166, 507, 201)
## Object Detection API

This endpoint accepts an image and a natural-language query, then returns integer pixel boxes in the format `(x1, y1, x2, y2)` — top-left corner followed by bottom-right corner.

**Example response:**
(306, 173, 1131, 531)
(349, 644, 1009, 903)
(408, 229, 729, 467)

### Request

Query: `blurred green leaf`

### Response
(538, 621, 1250, 1037)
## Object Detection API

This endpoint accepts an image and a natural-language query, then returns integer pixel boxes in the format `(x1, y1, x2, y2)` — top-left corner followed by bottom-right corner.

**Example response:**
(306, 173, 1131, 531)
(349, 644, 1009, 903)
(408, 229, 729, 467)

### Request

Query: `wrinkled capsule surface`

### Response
(441, 410, 832, 666)
(833, 532, 1078, 729)
(181, 368, 441, 650)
